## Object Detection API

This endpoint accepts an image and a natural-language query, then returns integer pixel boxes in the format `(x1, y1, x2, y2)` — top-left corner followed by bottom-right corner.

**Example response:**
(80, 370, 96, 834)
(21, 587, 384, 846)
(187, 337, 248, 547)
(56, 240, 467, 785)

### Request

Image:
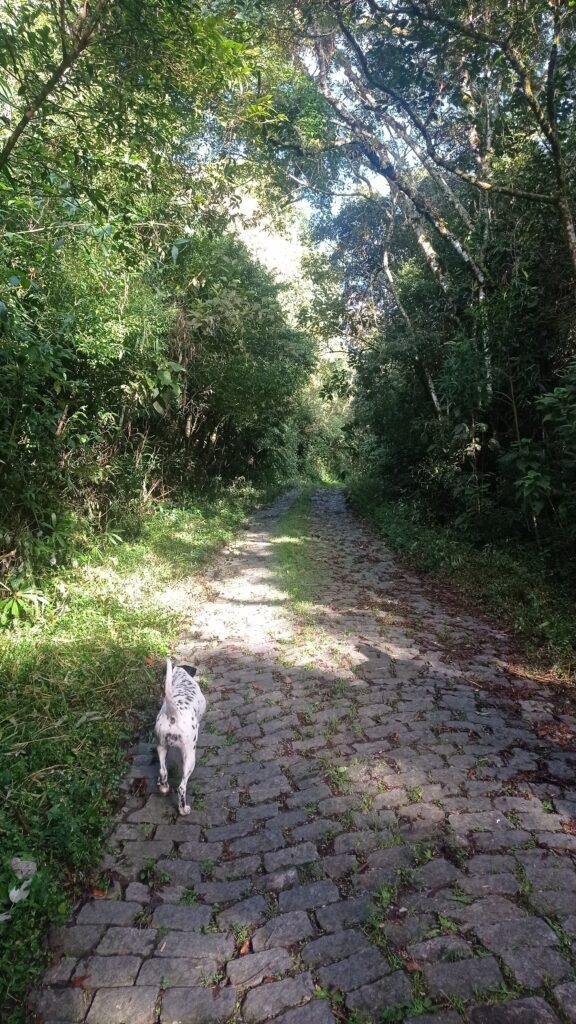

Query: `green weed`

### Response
(180, 887, 199, 905)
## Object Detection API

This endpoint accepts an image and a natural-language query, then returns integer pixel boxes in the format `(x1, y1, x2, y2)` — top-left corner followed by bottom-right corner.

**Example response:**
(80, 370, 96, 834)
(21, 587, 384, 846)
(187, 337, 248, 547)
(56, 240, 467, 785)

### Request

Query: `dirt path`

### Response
(31, 489, 576, 1024)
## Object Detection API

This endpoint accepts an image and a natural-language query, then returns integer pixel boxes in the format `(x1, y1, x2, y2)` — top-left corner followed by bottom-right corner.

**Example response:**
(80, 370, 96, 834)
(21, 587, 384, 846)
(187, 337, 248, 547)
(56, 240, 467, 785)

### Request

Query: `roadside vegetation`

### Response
(273, 488, 321, 612)
(0, 484, 272, 1018)
(348, 477, 576, 680)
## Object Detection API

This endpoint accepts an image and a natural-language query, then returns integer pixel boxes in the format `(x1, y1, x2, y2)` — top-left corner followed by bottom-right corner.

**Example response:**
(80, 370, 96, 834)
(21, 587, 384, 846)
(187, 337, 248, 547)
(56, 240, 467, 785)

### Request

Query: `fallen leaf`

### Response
(404, 958, 422, 973)
(9, 879, 33, 904)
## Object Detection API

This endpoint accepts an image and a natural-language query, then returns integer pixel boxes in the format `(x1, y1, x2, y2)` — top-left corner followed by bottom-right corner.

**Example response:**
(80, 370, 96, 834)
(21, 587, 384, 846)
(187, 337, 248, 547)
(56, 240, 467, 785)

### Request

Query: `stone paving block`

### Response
(206, 820, 257, 842)
(423, 956, 504, 998)
(255, 868, 300, 892)
(179, 839, 224, 860)
(461, 873, 520, 897)
(252, 911, 315, 951)
(264, 842, 319, 872)
(453, 896, 528, 928)
(73, 954, 141, 987)
(470, 997, 561, 1022)
(316, 895, 375, 931)
(291, 820, 339, 843)
(197, 878, 252, 902)
(87, 986, 159, 1024)
(539, 833, 576, 854)
(213, 855, 261, 880)
(383, 912, 437, 948)
(301, 928, 370, 967)
(525, 866, 576, 891)
(156, 930, 234, 960)
(156, 858, 202, 886)
(155, 823, 202, 841)
(110, 822, 154, 842)
(321, 854, 356, 878)
(346, 971, 412, 1015)
(48, 924, 105, 955)
(230, 830, 285, 857)
(250, 776, 292, 803)
(286, 784, 332, 808)
(531, 890, 576, 917)
(227, 947, 293, 987)
(152, 904, 213, 931)
(473, 829, 532, 852)
(243, 972, 315, 1023)
(128, 795, 175, 823)
(553, 982, 576, 1023)
(500, 945, 571, 987)
(96, 926, 157, 956)
(333, 830, 381, 855)
(414, 857, 462, 889)
(474, 915, 557, 952)
(217, 895, 268, 929)
(272, 1000, 336, 1024)
(121, 839, 174, 864)
(279, 881, 339, 913)
(160, 985, 238, 1024)
(318, 796, 358, 816)
(156, 884, 189, 903)
(407, 935, 473, 962)
(274, 809, 311, 831)
(29, 987, 91, 1022)
(318, 947, 390, 992)
(125, 882, 151, 901)
(353, 846, 412, 891)
(137, 956, 218, 986)
(76, 900, 141, 926)
(42, 956, 78, 985)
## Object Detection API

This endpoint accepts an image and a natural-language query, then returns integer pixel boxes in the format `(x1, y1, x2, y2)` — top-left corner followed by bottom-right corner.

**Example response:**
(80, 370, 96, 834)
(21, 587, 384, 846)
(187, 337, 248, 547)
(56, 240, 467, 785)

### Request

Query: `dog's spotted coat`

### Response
(155, 658, 206, 814)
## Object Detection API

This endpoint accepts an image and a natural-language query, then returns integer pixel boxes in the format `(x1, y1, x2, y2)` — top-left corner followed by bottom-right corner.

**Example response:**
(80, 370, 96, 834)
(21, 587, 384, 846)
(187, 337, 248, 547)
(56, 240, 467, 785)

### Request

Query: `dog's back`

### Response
(155, 658, 206, 814)
(161, 661, 206, 727)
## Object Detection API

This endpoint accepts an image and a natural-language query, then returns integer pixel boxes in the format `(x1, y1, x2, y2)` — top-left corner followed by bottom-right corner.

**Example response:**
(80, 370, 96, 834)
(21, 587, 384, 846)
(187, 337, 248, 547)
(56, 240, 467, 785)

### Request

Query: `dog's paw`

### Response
(157, 782, 170, 795)
(179, 804, 191, 816)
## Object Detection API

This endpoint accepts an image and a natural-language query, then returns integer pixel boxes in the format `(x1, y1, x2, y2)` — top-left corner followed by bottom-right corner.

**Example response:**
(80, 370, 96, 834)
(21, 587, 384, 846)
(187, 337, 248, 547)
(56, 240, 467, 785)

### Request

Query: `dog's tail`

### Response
(165, 657, 178, 718)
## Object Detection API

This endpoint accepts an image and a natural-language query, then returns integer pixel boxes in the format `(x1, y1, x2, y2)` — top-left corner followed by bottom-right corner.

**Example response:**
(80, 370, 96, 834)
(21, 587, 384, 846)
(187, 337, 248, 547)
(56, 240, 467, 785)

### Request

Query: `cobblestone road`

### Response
(31, 490, 576, 1023)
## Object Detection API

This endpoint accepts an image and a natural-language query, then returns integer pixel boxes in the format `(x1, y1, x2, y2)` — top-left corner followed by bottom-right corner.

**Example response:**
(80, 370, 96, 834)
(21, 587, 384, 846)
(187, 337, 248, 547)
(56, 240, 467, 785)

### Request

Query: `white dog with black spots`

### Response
(155, 658, 206, 815)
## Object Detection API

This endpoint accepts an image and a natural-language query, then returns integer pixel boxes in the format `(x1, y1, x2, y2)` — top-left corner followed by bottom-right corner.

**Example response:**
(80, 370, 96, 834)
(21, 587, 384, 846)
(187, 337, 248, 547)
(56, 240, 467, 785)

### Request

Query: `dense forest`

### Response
(2, 0, 576, 596)
(1, 0, 576, 1016)
(299, 0, 576, 567)
(0, 0, 329, 574)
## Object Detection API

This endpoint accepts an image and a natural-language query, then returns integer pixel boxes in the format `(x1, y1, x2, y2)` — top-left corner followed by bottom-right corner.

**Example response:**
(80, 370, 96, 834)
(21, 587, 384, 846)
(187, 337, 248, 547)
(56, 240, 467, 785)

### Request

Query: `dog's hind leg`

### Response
(177, 751, 195, 815)
(157, 743, 169, 795)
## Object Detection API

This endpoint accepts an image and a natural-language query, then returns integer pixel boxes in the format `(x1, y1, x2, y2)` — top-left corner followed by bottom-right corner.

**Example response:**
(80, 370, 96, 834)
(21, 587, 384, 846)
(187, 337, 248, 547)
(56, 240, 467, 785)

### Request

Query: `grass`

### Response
(348, 477, 576, 680)
(0, 483, 275, 1021)
(272, 486, 323, 611)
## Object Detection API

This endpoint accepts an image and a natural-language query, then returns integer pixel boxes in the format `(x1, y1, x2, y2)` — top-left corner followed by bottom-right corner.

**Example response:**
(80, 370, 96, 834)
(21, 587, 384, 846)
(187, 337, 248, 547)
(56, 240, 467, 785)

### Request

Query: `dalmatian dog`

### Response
(155, 658, 206, 815)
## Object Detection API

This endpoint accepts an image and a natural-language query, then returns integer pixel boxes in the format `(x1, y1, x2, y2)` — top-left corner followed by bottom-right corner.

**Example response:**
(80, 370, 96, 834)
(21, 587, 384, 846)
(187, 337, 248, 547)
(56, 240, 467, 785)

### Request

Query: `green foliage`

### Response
(273, 0, 576, 642)
(0, 0, 324, 586)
